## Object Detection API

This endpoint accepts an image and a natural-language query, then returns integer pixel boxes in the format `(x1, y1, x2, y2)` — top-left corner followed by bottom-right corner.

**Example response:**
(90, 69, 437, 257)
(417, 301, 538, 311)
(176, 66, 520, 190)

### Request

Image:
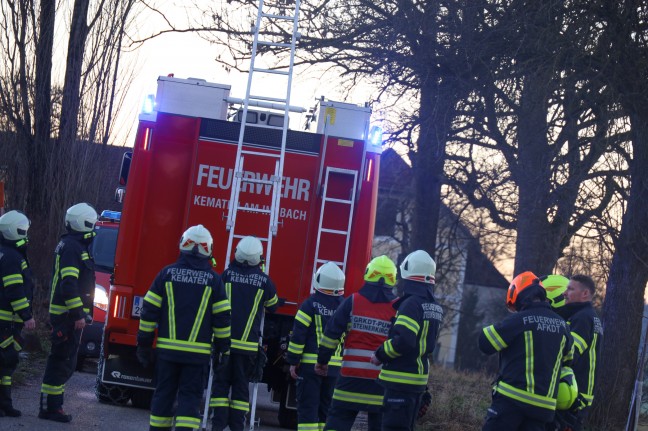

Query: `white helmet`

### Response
(65, 203, 98, 233)
(0, 210, 30, 241)
(313, 262, 345, 296)
(179, 225, 213, 258)
(235, 236, 263, 266)
(400, 250, 436, 284)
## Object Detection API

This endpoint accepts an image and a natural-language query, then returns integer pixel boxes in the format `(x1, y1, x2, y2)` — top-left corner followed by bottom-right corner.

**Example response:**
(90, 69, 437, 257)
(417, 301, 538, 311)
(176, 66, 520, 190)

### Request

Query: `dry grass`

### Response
(417, 365, 493, 431)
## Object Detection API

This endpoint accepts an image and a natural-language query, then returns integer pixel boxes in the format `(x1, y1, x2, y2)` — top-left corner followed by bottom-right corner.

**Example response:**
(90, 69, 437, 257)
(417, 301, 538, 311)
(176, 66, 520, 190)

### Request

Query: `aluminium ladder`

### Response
(201, 1, 304, 430)
(311, 167, 358, 288)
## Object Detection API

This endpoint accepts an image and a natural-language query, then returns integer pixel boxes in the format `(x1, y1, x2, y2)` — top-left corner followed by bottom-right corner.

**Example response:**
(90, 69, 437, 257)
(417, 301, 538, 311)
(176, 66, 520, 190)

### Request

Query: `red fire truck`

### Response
(97, 76, 383, 425)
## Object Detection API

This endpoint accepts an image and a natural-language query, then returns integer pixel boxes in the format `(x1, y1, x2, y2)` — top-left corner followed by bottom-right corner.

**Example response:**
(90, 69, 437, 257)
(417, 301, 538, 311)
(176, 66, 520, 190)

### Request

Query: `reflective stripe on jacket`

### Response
(286, 291, 344, 374)
(137, 254, 231, 364)
(48, 233, 95, 323)
(224, 260, 278, 355)
(479, 302, 573, 413)
(562, 302, 603, 407)
(376, 283, 443, 392)
(0, 244, 33, 323)
(339, 292, 394, 379)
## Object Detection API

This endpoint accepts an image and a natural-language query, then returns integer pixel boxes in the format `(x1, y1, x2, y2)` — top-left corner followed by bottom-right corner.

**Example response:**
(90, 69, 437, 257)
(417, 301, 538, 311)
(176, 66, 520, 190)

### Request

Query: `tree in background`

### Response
(445, 1, 626, 277)
(0, 0, 137, 292)
(582, 1, 648, 427)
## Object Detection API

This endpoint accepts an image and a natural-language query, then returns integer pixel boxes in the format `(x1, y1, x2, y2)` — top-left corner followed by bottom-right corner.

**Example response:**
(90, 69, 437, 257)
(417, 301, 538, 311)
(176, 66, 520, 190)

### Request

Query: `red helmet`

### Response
(506, 271, 543, 311)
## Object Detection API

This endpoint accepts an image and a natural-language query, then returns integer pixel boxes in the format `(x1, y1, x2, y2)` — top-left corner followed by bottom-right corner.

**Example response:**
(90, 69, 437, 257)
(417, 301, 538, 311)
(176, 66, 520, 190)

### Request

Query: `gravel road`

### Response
(4, 357, 286, 431)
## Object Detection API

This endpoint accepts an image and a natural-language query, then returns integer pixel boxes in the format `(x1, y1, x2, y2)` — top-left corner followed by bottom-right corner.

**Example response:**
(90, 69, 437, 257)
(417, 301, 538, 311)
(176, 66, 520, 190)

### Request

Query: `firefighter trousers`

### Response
(482, 394, 550, 431)
(0, 324, 21, 412)
(324, 403, 382, 431)
(295, 370, 337, 431)
(149, 358, 206, 430)
(210, 352, 255, 431)
(0, 324, 19, 381)
(381, 389, 422, 431)
(550, 408, 588, 431)
(40, 322, 81, 411)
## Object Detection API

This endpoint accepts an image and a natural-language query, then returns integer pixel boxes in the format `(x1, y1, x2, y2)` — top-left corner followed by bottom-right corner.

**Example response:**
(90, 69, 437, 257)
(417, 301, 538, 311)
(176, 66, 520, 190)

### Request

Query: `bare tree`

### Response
(445, 0, 626, 276)
(582, 2, 648, 427)
(0, 0, 139, 287)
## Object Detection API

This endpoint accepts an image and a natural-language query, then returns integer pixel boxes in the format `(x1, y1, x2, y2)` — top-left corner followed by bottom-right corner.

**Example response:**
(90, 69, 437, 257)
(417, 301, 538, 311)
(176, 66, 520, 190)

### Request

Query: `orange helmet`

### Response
(506, 271, 543, 311)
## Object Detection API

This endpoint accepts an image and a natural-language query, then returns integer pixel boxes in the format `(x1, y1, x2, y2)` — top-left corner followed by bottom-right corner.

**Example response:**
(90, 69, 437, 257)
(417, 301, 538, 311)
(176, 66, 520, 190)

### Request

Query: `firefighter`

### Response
(0, 211, 36, 417)
(315, 255, 397, 431)
(38, 203, 98, 422)
(370, 250, 443, 431)
(479, 271, 574, 431)
(286, 262, 346, 431)
(137, 224, 231, 431)
(210, 236, 279, 431)
(543, 274, 602, 431)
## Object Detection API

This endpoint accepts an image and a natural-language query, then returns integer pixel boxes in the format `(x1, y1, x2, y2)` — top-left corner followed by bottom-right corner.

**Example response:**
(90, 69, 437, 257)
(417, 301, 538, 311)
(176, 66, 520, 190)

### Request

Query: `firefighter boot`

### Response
(38, 393, 72, 423)
(0, 385, 21, 417)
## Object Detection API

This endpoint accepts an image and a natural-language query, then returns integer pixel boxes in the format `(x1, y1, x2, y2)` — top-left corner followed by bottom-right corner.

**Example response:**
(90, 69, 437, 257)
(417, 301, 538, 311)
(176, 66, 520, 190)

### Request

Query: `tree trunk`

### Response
(58, 0, 90, 150)
(30, 0, 55, 213)
(409, 79, 455, 261)
(589, 110, 648, 429)
(513, 72, 560, 276)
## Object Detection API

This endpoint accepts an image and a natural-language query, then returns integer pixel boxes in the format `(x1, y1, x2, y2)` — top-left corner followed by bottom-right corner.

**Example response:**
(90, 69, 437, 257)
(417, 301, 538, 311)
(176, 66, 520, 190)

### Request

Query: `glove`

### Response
(417, 388, 432, 420)
(136, 345, 153, 368)
(249, 347, 267, 382)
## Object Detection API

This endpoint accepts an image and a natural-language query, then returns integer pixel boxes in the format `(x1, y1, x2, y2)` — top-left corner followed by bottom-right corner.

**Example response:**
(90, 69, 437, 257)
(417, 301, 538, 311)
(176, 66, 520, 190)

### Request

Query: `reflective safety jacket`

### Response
(375, 281, 443, 392)
(479, 302, 573, 416)
(224, 260, 278, 355)
(286, 291, 344, 375)
(317, 283, 396, 411)
(560, 302, 602, 408)
(48, 232, 95, 324)
(0, 241, 34, 333)
(138, 253, 231, 364)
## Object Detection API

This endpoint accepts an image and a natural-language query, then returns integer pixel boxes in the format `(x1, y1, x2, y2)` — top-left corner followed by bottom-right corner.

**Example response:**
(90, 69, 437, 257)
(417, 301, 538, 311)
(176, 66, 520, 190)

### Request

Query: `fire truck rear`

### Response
(97, 76, 382, 426)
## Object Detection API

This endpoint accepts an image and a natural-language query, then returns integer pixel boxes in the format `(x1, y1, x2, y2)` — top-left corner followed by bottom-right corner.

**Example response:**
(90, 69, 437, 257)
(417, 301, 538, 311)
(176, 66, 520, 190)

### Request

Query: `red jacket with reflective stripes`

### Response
(340, 293, 395, 379)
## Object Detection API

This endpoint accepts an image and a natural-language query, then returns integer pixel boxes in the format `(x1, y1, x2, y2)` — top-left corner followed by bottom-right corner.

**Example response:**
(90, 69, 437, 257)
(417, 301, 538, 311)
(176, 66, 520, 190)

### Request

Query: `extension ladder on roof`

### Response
(204, 1, 303, 430)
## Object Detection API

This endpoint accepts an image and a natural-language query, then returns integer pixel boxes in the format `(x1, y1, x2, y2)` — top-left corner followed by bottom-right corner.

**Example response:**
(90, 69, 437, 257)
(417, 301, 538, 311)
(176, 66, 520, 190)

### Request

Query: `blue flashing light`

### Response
(368, 125, 383, 146)
(142, 94, 155, 114)
(100, 210, 121, 221)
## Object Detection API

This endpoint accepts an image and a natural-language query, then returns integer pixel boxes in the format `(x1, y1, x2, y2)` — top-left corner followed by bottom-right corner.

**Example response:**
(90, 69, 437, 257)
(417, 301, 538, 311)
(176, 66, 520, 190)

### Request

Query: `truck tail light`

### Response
(366, 159, 373, 182)
(112, 294, 127, 319)
(142, 128, 152, 151)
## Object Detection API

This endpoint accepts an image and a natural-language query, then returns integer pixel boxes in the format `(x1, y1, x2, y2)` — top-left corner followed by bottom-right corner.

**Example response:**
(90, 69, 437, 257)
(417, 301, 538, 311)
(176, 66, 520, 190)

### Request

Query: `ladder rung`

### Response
(252, 67, 290, 76)
(239, 176, 276, 186)
(240, 149, 281, 158)
(327, 167, 359, 176)
(324, 197, 353, 205)
(232, 234, 268, 242)
(315, 259, 345, 266)
(234, 206, 272, 215)
(262, 13, 294, 20)
(249, 94, 288, 104)
(258, 40, 291, 48)
(321, 228, 350, 235)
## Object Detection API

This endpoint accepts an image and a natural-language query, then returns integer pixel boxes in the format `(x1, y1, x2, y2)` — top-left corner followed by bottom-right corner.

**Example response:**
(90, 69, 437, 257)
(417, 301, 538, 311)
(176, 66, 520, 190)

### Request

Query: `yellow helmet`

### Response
(540, 274, 569, 309)
(556, 367, 578, 410)
(364, 255, 397, 287)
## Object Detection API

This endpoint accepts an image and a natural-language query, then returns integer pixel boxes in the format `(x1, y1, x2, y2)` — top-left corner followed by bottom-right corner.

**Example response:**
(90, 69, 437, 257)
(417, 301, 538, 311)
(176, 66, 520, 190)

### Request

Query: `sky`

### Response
(112, 2, 378, 147)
